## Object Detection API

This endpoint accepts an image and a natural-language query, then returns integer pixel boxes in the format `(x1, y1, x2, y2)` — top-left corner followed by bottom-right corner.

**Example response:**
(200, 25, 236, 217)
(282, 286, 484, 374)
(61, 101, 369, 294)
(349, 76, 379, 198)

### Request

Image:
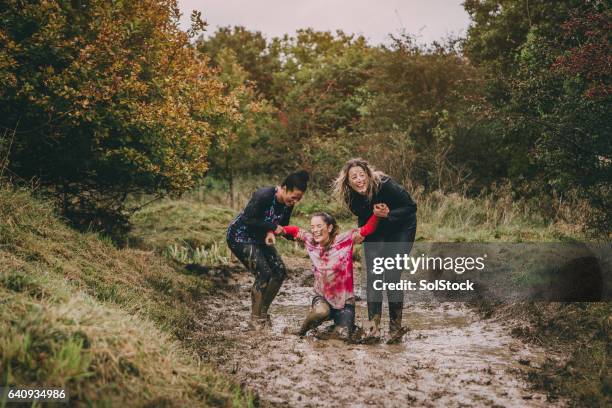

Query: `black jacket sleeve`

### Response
(241, 187, 276, 231)
(279, 205, 293, 227)
(378, 178, 417, 224)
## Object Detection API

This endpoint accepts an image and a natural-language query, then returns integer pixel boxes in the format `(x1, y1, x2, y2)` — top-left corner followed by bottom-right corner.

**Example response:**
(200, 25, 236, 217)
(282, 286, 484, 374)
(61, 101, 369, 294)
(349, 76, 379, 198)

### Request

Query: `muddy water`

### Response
(197, 258, 563, 407)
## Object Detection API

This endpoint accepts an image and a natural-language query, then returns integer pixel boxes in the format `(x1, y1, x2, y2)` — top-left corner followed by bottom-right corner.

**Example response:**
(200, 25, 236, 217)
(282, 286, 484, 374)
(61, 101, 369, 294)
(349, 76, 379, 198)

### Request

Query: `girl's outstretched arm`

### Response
(276, 225, 312, 242)
(281, 226, 300, 239)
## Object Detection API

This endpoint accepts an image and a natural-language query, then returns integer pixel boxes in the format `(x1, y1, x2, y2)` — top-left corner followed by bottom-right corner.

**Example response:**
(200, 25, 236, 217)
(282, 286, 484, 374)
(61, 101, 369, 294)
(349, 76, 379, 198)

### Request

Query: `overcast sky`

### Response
(177, 0, 471, 45)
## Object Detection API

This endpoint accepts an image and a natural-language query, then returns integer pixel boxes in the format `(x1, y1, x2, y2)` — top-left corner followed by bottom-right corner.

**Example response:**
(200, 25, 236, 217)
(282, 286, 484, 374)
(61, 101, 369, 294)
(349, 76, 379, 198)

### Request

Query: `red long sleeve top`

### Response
(278, 215, 379, 309)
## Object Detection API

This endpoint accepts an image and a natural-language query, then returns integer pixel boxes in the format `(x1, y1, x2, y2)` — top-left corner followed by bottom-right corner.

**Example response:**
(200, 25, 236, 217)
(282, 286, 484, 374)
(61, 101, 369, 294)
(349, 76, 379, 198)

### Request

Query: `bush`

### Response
(0, 0, 236, 236)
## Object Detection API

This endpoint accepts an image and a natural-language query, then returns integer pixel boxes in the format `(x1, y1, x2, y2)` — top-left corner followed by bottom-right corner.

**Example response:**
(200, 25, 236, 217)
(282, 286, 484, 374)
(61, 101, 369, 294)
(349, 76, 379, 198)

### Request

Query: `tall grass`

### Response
(129, 177, 585, 261)
(412, 185, 586, 241)
(0, 186, 253, 406)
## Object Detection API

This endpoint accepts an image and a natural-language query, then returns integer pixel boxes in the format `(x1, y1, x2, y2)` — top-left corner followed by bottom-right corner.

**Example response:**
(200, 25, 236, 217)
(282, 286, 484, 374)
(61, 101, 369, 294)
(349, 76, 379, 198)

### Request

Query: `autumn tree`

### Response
(196, 26, 282, 100)
(356, 34, 486, 191)
(0, 0, 236, 236)
(205, 47, 277, 207)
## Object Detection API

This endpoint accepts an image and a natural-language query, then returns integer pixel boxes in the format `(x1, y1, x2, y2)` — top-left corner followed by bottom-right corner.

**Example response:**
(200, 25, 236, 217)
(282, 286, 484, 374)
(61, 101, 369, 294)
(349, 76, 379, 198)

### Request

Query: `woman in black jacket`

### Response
(227, 170, 309, 329)
(334, 158, 417, 343)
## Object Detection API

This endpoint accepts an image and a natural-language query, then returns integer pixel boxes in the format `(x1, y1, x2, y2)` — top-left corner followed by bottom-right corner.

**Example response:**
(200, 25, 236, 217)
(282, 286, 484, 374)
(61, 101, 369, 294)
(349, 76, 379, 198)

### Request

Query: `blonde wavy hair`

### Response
(332, 158, 386, 208)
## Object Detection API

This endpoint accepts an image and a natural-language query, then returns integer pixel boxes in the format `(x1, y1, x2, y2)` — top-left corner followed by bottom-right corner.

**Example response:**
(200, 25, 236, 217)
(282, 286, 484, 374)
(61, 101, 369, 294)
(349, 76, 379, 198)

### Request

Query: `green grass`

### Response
(0, 186, 253, 407)
(130, 200, 235, 250)
(413, 188, 584, 242)
(509, 302, 611, 407)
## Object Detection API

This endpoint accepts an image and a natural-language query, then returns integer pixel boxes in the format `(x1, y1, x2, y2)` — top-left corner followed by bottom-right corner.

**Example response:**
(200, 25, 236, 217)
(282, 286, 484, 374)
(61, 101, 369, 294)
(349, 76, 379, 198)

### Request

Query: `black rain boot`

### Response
(260, 276, 284, 327)
(387, 302, 409, 344)
(249, 285, 267, 330)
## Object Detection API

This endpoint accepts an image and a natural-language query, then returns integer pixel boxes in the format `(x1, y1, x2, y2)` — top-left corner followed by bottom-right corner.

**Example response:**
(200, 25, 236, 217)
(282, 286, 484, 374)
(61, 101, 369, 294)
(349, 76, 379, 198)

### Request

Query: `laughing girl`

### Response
(279, 212, 379, 337)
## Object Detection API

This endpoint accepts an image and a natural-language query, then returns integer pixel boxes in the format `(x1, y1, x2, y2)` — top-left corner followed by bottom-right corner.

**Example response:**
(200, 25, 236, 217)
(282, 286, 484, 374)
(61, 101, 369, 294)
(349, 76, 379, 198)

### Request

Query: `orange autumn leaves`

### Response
(1, 0, 247, 202)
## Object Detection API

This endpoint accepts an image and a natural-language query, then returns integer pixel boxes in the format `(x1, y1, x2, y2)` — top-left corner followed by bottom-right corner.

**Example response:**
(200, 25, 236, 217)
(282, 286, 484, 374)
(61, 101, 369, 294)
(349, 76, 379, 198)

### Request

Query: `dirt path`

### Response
(196, 257, 564, 407)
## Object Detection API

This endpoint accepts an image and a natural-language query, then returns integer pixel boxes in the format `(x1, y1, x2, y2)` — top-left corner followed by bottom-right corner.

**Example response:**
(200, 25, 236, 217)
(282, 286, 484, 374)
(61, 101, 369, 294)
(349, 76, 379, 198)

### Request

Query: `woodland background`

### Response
(1, 0, 609, 237)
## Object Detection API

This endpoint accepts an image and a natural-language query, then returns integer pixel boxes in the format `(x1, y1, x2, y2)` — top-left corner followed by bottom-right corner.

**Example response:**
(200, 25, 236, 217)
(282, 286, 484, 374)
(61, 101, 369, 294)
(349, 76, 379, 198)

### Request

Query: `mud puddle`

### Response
(196, 258, 564, 407)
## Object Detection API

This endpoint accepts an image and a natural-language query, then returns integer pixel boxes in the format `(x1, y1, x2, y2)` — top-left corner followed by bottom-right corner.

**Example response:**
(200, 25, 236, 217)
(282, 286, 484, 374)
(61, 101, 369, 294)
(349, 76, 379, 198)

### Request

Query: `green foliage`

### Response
(361, 35, 486, 190)
(196, 17, 609, 233)
(0, 0, 238, 235)
(206, 47, 279, 205)
(198, 27, 376, 184)
(1, 1, 608, 236)
(274, 29, 374, 138)
(463, 0, 611, 232)
(462, 0, 585, 85)
(196, 26, 282, 99)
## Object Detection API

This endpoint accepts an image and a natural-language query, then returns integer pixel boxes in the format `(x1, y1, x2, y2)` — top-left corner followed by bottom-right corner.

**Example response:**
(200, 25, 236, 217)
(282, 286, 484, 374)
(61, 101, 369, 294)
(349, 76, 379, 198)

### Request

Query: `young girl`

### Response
(279, 212, 379, 337)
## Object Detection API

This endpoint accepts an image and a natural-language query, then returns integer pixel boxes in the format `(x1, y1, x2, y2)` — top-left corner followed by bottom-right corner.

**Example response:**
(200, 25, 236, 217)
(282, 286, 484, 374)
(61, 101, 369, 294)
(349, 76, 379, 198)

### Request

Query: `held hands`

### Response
(265, 231, 276, 246)
(352, 230, 366, 244)
(267, 225, 285, 246)
(266, 225, 283, 246)
(373, 203, 390, 218)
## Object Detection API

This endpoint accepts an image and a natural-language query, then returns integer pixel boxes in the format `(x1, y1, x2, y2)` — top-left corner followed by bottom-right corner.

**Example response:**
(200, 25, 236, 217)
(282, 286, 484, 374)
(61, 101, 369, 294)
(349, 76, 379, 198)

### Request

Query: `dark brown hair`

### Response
(282, 169, 310, 192)
(311, 212, 339, 250)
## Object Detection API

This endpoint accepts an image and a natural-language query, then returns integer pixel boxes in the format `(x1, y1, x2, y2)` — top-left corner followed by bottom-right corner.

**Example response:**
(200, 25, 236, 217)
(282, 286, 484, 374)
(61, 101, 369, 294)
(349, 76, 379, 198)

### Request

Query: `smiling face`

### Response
(347, 165, 369, 195)
(310, 215, 332, 245)
(280, 187, 304, 206)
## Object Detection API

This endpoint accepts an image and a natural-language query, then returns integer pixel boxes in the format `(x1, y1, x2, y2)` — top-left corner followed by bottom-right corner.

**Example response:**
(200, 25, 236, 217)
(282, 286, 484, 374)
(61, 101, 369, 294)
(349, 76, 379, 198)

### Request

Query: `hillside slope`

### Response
(0, 187, 252, 407)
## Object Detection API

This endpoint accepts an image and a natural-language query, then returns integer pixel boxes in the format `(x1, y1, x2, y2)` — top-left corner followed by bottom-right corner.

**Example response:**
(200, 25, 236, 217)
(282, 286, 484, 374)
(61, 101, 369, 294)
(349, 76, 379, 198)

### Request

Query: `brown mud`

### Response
(195, 257, 565, 407)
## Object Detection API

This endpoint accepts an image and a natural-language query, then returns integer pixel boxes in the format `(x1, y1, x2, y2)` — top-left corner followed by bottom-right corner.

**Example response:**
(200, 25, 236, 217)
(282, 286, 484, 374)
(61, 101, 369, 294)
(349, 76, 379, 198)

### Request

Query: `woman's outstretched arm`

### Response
(359, 214, 380, 236)
(276, 225, 312, 242)
(353, 214, 379, 243)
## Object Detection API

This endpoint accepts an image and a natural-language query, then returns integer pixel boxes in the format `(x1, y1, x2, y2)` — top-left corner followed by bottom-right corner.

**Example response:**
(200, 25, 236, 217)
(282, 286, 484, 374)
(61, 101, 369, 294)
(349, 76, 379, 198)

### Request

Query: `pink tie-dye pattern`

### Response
(297, 229, 357, 309)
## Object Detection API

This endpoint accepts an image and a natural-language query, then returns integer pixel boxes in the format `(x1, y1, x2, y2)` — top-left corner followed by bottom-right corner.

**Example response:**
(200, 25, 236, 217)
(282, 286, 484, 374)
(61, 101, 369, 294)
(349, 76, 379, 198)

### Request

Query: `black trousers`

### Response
(227, 239, 287, 292)
(363, 225, 416, 329)
(312, 295, 356, 331)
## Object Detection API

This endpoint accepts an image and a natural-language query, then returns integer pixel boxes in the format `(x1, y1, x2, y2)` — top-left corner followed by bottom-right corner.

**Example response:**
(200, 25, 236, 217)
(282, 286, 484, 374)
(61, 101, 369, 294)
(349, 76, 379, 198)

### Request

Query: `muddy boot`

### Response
(387, 303, 408, 344)
(386, 326, 410, 344)
(295, 313, 324, 336)
(261, 276, 283, 318)
(295, 301, 330, 336)
(363, 314, 381, 342)
(331, 304, 355, 341)
(249, 317, 270, 331)
(248, 285, 266, 330)
(262, 314, 272, 328)
(348, 324, 364, 343)
(342, 326, 364, 343)
(332, 325, 351, 341)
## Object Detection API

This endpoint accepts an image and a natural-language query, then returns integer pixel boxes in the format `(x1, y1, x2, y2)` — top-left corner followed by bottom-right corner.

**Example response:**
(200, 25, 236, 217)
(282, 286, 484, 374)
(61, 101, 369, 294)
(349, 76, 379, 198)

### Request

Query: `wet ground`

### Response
(196, 257, 564, 407)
